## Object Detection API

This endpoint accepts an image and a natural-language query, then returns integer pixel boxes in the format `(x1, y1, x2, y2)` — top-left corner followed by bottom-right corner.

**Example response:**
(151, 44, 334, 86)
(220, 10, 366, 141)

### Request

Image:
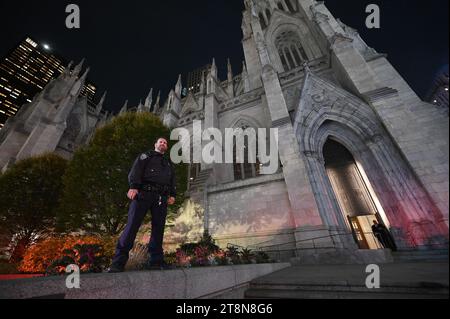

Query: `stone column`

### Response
(261, 64, 322, 230)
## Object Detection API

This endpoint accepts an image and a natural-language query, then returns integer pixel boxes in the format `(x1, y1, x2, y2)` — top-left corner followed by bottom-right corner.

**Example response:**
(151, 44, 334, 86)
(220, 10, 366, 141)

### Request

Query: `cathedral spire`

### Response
(100, 110, 109, 125)
(200, 70, 206, 94)
(72, 58, 85, 77)
(175, 74, 182, 97)
(96, 91, 107, 115)
(137, 99, 145, 113)
(145, 88, 153, 108)
(70, 67, 90, 97)
(153, 91, 161, 113)
(227, 58, 233, 82)
(79, 67, 90, 81)
(119, 100, 128, 115)
(62, 61, 74, 76)
(211, 58, 217, 78)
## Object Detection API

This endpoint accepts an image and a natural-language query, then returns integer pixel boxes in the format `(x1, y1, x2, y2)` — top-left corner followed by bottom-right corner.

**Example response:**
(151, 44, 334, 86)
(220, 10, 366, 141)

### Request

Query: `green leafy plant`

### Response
(241, 248, 255, 264)
(226, 246, 242, 265)
(255, 251, 271, 264)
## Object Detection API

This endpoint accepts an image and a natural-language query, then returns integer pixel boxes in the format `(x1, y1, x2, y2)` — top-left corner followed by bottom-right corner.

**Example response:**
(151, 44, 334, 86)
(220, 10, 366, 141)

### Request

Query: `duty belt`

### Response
(141, 183, 170, 195)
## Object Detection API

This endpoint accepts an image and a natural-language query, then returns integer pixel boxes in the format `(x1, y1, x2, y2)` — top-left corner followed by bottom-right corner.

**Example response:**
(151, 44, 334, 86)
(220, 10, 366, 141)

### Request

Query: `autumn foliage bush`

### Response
(19, 236, 116, 274)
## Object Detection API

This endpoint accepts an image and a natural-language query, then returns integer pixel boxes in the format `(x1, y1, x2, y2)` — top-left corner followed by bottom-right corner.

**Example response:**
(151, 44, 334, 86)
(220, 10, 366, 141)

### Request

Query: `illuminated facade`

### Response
(0, 37, 97, 129)
(1, 1, 447, 260)
(147, 0, 448, 256)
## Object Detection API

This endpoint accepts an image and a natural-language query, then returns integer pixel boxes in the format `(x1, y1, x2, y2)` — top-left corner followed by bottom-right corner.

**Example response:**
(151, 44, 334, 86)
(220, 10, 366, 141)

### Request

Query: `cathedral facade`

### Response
(1, 0, 448, 256)
(161, 0, 449, 254)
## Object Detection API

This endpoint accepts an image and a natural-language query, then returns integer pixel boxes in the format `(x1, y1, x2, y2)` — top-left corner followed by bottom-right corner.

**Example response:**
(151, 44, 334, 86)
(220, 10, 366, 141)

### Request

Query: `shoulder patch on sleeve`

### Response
(140, 153, 148, 160)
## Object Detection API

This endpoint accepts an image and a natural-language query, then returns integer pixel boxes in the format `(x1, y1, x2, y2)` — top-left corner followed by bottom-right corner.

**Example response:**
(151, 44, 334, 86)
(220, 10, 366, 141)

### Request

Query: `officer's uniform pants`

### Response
(112, 192, 168, 268)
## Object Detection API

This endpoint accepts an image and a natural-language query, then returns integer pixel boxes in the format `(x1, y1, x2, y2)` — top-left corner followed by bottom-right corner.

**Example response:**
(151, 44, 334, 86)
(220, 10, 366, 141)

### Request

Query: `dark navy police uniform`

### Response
(111, 150, 176, 270)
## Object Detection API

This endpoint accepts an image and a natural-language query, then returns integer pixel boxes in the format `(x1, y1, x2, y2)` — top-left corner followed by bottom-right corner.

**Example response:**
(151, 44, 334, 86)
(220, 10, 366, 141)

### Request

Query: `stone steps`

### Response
(245, 282, 449, 299)
(392, 249, 449, 263)
(290, 248, 393, 265)
(245, 286, 448, 299)
(244, 262, 449, 299)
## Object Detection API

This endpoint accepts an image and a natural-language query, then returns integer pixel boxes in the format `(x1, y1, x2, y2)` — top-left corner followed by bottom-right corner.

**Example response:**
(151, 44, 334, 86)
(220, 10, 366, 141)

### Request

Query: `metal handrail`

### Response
(227, 231, 385, 255)
(258, 231, 384, 250)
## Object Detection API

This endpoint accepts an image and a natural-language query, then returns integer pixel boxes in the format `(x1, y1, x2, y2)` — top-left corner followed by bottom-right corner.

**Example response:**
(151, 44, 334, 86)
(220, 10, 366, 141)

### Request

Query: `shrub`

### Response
(47, 243, 109, 275)
(241, 248, 255, 264)
(255, 251, 271, 264)
(175, 249, 192, 267)
(0, 154, 68, 262)
(226, 246, 242, 265)
(179, 231, 220, 256)
(19, 235, 115, 274)
(170, 233, 275, 268)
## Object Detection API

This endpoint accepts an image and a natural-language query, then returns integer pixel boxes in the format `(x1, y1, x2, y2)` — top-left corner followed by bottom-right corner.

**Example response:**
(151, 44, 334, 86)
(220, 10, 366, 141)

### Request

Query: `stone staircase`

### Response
(392, 249, 449, 263)
(245, 281, 449, 299)
(244, 262, 449, 299)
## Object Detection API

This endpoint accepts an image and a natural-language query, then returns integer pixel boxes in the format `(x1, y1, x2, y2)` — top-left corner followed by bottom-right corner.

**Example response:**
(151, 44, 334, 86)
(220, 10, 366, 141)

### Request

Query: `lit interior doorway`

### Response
(323, 139, 387, 250)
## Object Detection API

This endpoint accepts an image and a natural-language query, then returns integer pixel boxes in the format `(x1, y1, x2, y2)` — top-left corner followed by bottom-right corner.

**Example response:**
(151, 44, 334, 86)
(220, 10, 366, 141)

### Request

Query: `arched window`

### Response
(277, 2, 284, 10)
(279, 50, 289, 71)
(259, 13, 267, 29)
(233, 126, 261, 181)
(291, 45, 302, 66)
(284, 47, 296, 69)
(275, 30, 308, 71)
(285, 0, 295, 12)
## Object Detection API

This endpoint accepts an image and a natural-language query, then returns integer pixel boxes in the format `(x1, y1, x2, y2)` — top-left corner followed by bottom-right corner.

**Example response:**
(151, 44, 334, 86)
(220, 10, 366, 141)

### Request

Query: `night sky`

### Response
(1, 0, 448, 113)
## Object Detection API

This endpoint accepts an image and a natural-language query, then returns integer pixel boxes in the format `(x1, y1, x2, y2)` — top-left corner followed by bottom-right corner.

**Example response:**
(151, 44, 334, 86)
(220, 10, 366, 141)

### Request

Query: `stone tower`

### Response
(0, 60, 106, 172)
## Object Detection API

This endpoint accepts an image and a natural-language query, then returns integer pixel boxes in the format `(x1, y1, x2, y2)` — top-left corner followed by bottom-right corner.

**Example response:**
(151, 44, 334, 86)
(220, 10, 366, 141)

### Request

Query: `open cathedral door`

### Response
(348, 216, 370, 249)
(324, 139, 381, 250)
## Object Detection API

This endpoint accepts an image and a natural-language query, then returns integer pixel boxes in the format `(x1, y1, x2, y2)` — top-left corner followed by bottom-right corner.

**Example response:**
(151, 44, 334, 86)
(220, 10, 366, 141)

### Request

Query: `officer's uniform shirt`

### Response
(128, 150, 176, 197)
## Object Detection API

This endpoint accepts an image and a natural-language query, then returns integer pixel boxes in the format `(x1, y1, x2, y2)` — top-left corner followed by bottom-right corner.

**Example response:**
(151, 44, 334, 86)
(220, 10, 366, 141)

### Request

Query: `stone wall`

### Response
(207, 173, 295, 249)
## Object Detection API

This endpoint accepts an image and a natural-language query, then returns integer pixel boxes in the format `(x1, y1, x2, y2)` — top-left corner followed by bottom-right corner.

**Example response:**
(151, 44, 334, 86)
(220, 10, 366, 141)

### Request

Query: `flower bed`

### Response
(167, 233, 272, 268)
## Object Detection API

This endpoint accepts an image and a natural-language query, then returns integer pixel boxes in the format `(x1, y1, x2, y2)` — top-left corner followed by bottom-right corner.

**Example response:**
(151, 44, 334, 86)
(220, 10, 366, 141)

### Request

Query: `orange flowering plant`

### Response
(19, 236, 116, 274)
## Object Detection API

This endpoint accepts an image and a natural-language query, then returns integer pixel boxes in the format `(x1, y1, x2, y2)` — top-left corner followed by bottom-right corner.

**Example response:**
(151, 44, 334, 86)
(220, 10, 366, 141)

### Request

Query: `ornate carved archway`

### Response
(294, 73, 445, 248)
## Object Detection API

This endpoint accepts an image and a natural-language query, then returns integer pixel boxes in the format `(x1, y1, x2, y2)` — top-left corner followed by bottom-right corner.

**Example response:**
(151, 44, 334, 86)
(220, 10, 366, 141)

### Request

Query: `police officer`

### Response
(109, 137, 176, 273)
(372, 220, 397, 251)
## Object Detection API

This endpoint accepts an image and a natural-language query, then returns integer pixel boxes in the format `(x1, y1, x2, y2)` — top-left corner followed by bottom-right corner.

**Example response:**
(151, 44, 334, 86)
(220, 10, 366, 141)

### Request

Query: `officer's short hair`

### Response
(155, 137, 168, 144)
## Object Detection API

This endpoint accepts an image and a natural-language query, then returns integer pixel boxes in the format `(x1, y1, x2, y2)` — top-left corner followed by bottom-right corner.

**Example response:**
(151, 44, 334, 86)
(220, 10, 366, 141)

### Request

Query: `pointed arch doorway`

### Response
(323, 139, 388, 250)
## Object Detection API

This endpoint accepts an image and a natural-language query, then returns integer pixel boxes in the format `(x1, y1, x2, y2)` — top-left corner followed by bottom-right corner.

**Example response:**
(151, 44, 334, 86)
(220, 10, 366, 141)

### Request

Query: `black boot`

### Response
(107, 264, 125, 273)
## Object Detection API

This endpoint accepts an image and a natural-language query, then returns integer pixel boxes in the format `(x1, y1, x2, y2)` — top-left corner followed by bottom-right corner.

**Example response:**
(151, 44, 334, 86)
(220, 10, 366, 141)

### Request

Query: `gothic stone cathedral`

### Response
(1, 0, 448, 256)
